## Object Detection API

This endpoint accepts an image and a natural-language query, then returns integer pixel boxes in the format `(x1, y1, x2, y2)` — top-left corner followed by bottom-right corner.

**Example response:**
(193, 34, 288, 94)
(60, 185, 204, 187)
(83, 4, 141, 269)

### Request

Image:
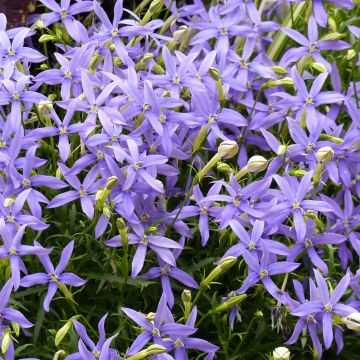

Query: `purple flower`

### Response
(121, 295, 202, 356)
(67, 314, 119, 360)
(0, 219, 51, 290)
(291, 270, 355, 350)
(263, 172, 334, 241)
(281, 16, 349, 70)
(20, 240, 86, 311)
(46, 163, 99, 219)
(0, 28, 46, 64)
(106, 223, 182, 278)
(141, 237, 199, 308)
(236, 248, 299, 301)
(38, 0, 93, 42)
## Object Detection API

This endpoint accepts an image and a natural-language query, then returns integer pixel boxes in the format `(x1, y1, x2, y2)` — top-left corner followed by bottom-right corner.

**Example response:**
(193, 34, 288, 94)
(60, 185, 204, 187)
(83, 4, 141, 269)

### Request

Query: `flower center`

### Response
(220, 27, 228, 35)
(9, 246, 17, 255)
(140, 235, 148, 245)
(49, 272, 58, 282)
(260, 269, 268, 279)
(306, 96, 314, 105)
(174, 338, 184, 348)
(324, 303, 332, 312)
(172, 74, 180, 84)
(22, 178, 31, 188)
(292, 202, 301, 210)
(143, 102, 151, 111)
(200, 206, 208, 215)
(134, 161, 143, 171)
(61, 9, 68, 18)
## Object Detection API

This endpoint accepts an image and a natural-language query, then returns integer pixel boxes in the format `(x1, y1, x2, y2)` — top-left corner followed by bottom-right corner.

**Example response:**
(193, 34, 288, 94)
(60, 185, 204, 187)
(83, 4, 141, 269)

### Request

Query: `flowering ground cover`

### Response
(0, 0, 359, 359)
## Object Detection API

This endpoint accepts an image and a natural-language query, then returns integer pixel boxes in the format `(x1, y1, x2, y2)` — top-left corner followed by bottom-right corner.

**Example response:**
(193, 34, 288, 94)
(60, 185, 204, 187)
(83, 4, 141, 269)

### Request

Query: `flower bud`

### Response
(53, 350, 67, 360)
(143, 53, 154, 62)
(212, 294, 247, 313)
(1, 329, 11, 354)
(38, 99, 53, 116)
(55, 320, 73, 346)
(173, 25, 188, 42)
(218, 140, 239, 159)
(11, 321, 20, 336)
(149, 0, 166, 13)
(247, 155, 268, 173)
(328, 16, 337, 32)
(277, 145, 287, 156)
(217, 162, 232, 174)
(4, 197, 14, 208)
(288, 169, 307, 177)
(310, 62, 327, 73)
(201, 256, 237, 287)
(209, 67, 221, 81)
(126, 344, 167, 360)
(272, 347, 290, 360)
(345, 312, 360, 331)
(346, 49, 356, 61)
(182, 289, 192, 304)
(269, 66, 287, 74)
(105, 176, 118, 191)
(316, 146, 334, 164)
(319, 134, 343, 144)
(261, 77, 293, 90)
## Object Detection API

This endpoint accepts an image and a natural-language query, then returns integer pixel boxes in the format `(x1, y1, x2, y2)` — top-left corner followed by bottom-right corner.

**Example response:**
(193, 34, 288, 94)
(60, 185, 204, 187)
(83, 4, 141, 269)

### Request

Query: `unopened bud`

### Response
(88, 52, 101, 74)
(11, 321, 20, 336)
(201, 256, 237, 287)
(218, 140, 239, 159)
(261, 77, 293, 90)
(217, 162, 232, 174)
(288, 169, 307, 177)
(55, 320, 72, 346)
(209, 67, 221, 81)
(346, 49, 357, 61)
(1, 329, 11, 354)
(127, 344, 167, 360)
(105, 176, 118, 190)
(345, 312, 360, 331)
(321, 32, 344, 41)
(212, 294, 247, 313)
(173, 25, 188, 42)
(149, 0, 165, 13)
(310, 62, 327, 73)
(38, 99, 53, 116)
(269, 66, 287, 75)
(143, 53, 154, 62)
(247, 155, 268, 173)
(328, 16, 337, 32)
(316, 146, 334, 164)
(4, 197, 14, 208)
(103, 204, 112, 219)
(277, 145, 287, 156)
(182, 289, 192, 304)
(272, 346, 290, 360)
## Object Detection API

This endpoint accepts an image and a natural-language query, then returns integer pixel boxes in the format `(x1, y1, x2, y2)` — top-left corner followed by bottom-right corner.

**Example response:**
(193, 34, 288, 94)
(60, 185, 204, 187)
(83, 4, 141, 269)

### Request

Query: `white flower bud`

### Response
(173, 25, 188, 42)
(316, 146, 334, 164)
(38, 99, 53, 116)
(247, 155, 268, 173)
(345, 312, 360, 331)
(217, 140, 239, 159)
(273, 346, 290, 360)
(277, 145, 287, 156)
